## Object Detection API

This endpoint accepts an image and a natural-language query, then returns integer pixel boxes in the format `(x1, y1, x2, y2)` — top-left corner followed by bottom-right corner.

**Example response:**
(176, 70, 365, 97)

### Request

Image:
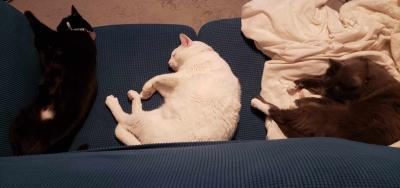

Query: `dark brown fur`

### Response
(268, 58, 400, 145)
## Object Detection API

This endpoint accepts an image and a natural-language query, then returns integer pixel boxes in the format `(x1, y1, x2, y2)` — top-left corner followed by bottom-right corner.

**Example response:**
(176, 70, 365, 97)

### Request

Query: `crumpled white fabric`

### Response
(241, 0, 400, 140)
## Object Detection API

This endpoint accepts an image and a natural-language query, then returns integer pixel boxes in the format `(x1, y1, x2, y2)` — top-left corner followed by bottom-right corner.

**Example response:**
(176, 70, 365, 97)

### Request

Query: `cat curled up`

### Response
(106, 34, 241, 145)
(252, 58, 400, 146)
(9, 6, 97, 155)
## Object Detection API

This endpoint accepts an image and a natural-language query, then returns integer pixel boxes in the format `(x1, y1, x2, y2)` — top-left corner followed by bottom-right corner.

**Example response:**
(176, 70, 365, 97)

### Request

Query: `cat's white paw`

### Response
(105, 95, 119, 107)
(128, 90, 140, 100)
(251, 98, 271, 115)
(141, 81, 156, 100)
(140, 91, 152, 100)
(250, 98, 259, 108)
(140, 88, 154, 100)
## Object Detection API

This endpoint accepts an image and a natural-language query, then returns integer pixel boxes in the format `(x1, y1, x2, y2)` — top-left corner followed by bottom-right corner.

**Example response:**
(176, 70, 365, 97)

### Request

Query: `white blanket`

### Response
(241, 0, 400, 140)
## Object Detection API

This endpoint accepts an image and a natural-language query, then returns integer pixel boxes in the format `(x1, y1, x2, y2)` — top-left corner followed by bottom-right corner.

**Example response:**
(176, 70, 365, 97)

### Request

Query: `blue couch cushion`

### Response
(69, 25, 198, 151)
(2, 138, 400, 187)
(198, 18, 268, 140)
(0, 2, 41, 156)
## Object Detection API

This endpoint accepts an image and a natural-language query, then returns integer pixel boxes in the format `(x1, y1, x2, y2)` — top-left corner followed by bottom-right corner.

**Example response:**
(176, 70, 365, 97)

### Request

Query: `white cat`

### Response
(105, 34, 241, 145)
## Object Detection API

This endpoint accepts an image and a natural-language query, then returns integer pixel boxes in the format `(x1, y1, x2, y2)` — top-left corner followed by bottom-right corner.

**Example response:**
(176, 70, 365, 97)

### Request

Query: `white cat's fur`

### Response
(105, 34, 241, 145)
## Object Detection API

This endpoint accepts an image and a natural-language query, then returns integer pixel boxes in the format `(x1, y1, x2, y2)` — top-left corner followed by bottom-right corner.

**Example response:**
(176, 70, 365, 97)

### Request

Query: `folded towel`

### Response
(241, 0, 400, 140)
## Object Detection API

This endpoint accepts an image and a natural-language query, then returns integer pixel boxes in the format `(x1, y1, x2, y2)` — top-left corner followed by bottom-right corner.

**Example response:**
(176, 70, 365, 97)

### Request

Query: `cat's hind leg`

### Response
(115, 124, 141, 145)
(105, 95, 129, 122)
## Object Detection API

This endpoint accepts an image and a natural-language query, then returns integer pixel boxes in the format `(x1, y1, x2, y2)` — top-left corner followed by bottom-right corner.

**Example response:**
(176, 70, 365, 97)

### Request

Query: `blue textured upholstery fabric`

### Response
(2, 138, 400, 187)
(69, 25, 197, 151)
(0, 2, 40, 156)
(198, 18, 268, 140)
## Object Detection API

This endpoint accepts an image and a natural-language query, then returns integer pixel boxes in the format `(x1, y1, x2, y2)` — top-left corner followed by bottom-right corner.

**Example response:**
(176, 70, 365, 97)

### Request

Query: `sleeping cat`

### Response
(251, 58, 400, 146)
(9, 6, 97, 155)
(105, 34, 241, 145)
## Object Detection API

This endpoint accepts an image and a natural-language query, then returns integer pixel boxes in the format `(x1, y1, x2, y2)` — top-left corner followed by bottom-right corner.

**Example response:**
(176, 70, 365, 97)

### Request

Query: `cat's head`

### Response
(24, 6, 96, 69)
(168, 34, 213, 71)
(56, 5, 96, 40)
(324, 58, 392, 100)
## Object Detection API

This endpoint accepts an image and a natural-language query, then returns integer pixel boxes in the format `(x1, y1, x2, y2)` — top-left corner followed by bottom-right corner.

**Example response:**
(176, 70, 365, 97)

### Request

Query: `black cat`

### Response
(9, 6, 97, 155)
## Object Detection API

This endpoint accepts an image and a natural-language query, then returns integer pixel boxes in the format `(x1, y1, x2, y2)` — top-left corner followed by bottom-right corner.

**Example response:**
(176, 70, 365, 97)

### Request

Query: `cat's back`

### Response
(343, 86, 400, 144)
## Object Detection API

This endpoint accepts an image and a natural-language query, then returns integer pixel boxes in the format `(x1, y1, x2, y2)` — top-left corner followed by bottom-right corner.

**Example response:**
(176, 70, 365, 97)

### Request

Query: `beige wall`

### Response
(10, 0, 345, 32)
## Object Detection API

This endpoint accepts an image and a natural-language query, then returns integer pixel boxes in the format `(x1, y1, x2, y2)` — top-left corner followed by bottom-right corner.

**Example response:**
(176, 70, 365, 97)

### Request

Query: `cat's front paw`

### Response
(140, 82, 155, 100)
(140, 90, 153, 100)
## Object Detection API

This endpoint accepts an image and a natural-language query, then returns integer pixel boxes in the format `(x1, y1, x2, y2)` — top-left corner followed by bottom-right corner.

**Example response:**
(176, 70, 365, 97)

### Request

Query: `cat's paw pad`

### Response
(127, 90, 140, 100)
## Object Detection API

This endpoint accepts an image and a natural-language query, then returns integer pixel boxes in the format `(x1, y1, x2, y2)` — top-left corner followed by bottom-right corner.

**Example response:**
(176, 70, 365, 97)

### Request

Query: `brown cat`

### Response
(253, 58, 400, 145)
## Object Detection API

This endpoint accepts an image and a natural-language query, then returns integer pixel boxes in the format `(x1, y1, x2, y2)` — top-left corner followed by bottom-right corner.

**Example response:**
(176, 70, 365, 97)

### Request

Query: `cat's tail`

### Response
(128, 90, 143, 113)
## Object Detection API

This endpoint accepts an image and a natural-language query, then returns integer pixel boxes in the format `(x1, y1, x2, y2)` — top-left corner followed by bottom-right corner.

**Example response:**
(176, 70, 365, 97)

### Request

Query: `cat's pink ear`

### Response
(179, 33, 192, 47)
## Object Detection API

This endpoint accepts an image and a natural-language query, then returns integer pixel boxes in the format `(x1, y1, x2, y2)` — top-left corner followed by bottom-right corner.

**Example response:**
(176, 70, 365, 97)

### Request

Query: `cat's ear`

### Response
(326, 59, 342, 77)
(71, 5, 82, 17)
(179, 33, 192, 47)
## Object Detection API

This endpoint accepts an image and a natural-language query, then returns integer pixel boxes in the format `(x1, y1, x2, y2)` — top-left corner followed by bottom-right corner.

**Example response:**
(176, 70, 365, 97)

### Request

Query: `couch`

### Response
(1, 2, 400, 187)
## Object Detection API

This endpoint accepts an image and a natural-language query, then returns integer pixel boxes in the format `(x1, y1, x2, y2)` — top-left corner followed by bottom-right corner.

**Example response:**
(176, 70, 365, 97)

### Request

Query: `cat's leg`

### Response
(128, 90, 142, 113)
(389, 140, 400, 148)
(105, 95, 129, 122)
(141, 74, 178, 99)
(115, 124, 141, 145)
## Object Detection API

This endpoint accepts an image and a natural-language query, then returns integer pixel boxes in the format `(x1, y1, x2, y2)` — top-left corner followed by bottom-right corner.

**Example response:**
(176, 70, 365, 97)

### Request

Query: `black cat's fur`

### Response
(267, 58, 400, 145)
(9, 6, 97, 155)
